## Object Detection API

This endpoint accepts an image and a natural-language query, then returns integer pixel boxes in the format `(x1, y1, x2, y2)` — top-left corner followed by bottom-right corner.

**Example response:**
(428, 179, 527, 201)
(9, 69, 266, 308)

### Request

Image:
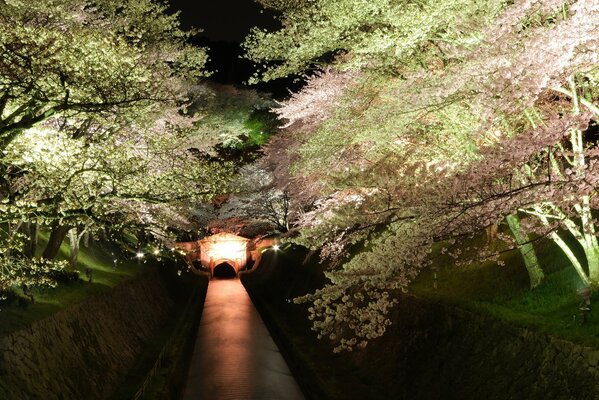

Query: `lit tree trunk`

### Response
(42, 222, 71, 260)
(531, 206, 591, 287)
(68, 225, 88, 269)
(485, 223, 498, 247)
(576, 195, 599, 282)
(505, 214, 544, 289)
(582, 236, 599, 283)
(567, 75, 599, 283)
(555, 210, 599, 285)
(550, 231, 591, 287)
(83, 230, 90, 248)
(68, 228, 79, 268)
(528, 77, 599, 286)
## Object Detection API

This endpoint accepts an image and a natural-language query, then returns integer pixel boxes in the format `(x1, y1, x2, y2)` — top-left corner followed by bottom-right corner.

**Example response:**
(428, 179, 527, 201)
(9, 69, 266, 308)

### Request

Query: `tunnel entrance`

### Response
(213, 262, 237, 279)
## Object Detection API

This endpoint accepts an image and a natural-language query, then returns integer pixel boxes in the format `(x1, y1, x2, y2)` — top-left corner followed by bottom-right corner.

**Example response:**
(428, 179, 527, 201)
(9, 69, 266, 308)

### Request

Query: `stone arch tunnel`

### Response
(200, 233, 249, 277)
(175, 232, 280, 278)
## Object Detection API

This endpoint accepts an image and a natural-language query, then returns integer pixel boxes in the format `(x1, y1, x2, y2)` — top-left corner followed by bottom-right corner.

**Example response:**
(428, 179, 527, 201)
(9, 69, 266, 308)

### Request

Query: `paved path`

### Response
(183, 278, 305, 400)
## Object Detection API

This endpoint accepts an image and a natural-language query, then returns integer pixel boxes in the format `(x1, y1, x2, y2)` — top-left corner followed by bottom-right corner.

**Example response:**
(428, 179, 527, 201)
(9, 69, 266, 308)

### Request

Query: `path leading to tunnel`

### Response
(183, 278, 305, 400)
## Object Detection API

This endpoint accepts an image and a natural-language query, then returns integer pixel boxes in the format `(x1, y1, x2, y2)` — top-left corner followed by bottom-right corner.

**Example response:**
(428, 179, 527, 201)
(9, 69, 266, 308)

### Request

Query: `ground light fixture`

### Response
(272, 244, 280, 251)
(136, 252, 144, 259)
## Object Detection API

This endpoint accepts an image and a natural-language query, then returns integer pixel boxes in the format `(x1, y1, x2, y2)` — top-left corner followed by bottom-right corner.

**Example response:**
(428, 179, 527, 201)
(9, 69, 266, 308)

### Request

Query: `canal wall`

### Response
(244, 248, 599, 400)
(0, 266, 175, 400)
(358, 294, 599, 400)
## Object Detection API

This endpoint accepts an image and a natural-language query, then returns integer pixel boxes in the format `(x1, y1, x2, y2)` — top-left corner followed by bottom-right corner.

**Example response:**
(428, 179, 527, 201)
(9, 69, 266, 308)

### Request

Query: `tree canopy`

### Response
(244, 0, 507, 82)
(246, 0, 599, 351)
(0, 0, 235, 290)
(0, 0, 208, 147)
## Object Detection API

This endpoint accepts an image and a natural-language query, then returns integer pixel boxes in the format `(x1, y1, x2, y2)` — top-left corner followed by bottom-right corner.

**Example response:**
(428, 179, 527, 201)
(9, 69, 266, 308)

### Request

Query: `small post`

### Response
(577, 287, 592, 324)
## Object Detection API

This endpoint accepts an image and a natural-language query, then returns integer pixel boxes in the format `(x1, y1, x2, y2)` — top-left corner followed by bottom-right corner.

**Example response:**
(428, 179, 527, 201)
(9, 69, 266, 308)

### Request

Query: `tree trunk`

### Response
(485, 223, 499, 247)
(578, 194, 599, 283)
(25, 222, 38, 258)
(506, 214, 544, 289)
(551, 232, 591, 287)
(83, 230, 90, 248)
(582, 241, 599, 284)
(68, 228, 80, 268)
(42, 223, 71, 260)
(566, 76, 597, 284)
(533, 208, 590, 286)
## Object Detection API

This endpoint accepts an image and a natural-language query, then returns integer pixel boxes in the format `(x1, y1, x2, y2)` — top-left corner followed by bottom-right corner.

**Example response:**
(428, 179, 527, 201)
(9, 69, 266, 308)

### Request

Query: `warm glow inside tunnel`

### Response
(197, 233, 251, 278)
(209, 240, 246, 262)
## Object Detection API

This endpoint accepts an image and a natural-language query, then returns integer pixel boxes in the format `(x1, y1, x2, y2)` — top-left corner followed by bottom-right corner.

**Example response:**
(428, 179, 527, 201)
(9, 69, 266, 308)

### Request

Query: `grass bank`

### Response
(410, 235, 599, 348)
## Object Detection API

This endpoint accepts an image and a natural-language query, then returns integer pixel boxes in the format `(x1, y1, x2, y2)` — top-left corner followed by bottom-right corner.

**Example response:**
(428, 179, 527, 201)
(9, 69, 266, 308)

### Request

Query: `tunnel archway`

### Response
(199, 233, 250, 273)
(213, 262, 237, 279)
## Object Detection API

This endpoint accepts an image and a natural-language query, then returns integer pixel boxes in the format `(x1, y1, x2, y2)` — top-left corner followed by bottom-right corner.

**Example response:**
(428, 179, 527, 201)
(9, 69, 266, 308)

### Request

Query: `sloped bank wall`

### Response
(360, 295, 599, 400)
(244, 249, 599, 400)
(0, 267, 174, 400)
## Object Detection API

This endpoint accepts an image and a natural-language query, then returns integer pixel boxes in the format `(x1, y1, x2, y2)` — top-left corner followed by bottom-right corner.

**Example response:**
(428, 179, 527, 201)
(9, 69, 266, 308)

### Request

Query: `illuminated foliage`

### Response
(245, 0, 508, 82)
(0, 0, 209, 148)
(187, 83, 275, 151)
(0, 0, 234, 290)
(248, 0, 599, 351)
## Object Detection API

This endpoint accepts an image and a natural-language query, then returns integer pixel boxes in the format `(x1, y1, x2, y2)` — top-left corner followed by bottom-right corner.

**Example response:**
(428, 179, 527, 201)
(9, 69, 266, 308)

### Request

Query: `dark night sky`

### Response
(167, 0, 279, 43)
(166, 0, 298, 96)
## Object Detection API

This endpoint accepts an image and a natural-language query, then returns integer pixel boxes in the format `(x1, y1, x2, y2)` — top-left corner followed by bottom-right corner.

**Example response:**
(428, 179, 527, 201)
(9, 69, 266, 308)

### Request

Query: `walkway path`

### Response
(183, 278, 305, 400)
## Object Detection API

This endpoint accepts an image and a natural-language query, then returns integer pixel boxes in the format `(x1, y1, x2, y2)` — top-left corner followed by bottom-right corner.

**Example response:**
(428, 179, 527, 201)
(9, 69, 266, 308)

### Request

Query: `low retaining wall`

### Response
(361, 295, 599, 400)
(0, 267, 174, 400)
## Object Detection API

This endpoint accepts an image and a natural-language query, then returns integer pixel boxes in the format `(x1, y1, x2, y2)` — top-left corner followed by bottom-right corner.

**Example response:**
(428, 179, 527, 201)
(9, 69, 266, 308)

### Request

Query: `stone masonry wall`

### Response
(0, 267, 173, 400)
(359, 295, 599, 400)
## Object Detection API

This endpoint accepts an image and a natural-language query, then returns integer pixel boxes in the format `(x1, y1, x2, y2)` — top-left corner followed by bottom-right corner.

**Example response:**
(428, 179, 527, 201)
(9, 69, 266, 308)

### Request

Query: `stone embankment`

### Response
(0, 267, 173, 400)
(364, 294, 599, 400)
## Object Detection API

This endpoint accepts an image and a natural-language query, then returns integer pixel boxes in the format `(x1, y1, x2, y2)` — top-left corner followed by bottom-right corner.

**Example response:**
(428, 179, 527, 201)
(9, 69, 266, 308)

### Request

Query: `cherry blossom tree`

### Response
(247, 0, 599, 351)
(0, 0, 209, 148)
(0, 0, 233, 290)
(244, 0, 507, 82)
